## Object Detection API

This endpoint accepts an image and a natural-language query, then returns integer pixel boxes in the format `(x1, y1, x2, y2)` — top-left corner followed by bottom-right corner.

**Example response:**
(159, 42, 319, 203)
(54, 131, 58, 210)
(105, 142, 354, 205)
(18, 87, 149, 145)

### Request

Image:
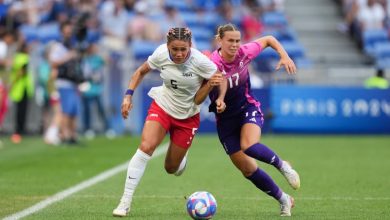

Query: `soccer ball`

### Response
(186, 191, 217, 219)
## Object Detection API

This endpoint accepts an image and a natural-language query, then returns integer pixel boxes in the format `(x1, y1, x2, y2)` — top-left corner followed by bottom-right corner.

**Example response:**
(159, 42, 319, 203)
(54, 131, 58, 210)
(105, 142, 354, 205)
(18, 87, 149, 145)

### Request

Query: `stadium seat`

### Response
(254, 48, 280, 72)
(374, 42, 390, 69)
(376, 57, 390, 69)
(194, 40, 211, 52)
(281, 41, 305, 60)
(262, 12, 288, 28)
(362, 29, 389, 56)
(191, 27, 213, 42)
(262, 27, 297, 42)
(179, 11, 218, 30)
(374, 42, 390, 59)
(131, 40, 161, 60)
(165, 0, 192, 12)
(38, 23, 60, 43)
(19, 25, 39, 43)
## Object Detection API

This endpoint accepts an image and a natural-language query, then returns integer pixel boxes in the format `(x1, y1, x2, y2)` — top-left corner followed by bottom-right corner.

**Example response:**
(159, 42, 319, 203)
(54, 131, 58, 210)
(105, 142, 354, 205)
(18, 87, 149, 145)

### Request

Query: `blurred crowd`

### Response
(337, 0, 389, 37)
(336, 0, 390, 89)
(0, 0, 287, 145)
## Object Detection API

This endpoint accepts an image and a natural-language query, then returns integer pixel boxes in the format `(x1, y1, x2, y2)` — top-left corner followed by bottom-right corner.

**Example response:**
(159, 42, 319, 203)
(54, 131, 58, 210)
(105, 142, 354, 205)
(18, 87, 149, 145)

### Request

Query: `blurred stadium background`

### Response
(0, 0, 389, 219)
(0, 0, 389, 136)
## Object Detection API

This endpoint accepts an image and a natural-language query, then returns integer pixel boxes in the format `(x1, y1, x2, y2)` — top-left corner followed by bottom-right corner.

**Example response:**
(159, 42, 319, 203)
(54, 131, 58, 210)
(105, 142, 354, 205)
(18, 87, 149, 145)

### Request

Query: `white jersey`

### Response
(147, 44, 217, 119)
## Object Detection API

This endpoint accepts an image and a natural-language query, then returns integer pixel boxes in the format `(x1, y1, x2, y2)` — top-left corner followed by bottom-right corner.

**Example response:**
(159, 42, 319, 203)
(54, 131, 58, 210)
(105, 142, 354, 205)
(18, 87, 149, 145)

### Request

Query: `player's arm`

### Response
(255, 36, 297, 74)
(215, 75, 227, 113)
(194, 71, 224, 105)
(121, 61, 151, 119)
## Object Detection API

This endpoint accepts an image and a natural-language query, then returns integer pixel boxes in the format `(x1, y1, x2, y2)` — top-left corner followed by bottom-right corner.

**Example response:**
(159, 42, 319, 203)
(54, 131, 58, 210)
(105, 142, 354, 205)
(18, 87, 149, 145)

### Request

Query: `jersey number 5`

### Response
(228, 73, 239, 88)
(171, 80, 178, 89)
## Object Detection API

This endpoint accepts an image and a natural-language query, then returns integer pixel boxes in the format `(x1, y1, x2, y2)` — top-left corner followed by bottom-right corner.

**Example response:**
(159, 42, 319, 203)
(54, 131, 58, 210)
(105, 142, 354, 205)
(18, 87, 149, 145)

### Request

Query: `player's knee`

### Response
(239, 165, 258, 177)
(138, 141, 157, 155)
(240, 141, 255, 151)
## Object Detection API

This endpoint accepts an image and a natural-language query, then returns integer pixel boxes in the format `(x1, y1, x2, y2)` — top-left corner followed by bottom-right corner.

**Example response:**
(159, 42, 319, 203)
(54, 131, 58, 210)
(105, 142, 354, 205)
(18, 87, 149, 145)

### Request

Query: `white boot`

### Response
(280, 193, 294, 217)
(113, 197, 132, 217)
(279, 161, 300, 190)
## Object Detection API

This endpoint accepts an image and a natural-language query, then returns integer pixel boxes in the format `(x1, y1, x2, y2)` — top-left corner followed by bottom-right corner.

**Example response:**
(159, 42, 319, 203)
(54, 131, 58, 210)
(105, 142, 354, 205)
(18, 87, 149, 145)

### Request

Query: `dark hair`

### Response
(215, 23, 238, 39)
(166, 27, 192, 44)
(60, 20, 73, 33)
(376, 69, 385, 78)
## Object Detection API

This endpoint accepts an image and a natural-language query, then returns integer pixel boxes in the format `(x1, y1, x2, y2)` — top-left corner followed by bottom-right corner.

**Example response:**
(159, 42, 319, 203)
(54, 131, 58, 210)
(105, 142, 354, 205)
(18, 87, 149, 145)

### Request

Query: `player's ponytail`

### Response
(215, 23, 238, 40)
(167, 27, 192, 44)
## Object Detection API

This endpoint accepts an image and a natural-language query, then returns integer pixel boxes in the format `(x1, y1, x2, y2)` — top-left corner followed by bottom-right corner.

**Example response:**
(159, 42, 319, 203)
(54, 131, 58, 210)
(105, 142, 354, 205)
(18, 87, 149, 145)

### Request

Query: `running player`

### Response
(202, 23, 300, 217)
(113, 27, 226, 217)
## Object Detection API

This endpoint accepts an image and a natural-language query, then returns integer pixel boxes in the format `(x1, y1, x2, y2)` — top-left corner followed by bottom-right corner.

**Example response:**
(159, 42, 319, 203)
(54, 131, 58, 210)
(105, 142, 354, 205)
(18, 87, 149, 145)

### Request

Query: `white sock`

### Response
(44, 125, 60, 145)
(122, 149, 151, 200)
(278, 192, 289, 204)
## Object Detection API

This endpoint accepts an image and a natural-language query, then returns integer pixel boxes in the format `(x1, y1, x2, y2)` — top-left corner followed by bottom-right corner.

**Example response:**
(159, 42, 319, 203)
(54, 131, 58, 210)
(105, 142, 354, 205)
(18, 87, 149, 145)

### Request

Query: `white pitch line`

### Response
(70, 195, 390, 201)
(3, 143, 169, 220)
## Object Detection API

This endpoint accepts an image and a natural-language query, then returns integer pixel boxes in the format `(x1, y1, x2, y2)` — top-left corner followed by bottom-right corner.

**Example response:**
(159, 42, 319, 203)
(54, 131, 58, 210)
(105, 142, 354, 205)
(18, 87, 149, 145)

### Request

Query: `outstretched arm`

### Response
(121, 61, 151, 119)
(194, 71, 224, 105)
(255, 36, 297, 74)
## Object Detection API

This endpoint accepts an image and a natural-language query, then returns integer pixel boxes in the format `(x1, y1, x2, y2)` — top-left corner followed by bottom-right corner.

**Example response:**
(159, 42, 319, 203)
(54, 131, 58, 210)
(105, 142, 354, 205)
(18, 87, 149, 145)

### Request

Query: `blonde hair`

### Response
(215, 23, 238, 40)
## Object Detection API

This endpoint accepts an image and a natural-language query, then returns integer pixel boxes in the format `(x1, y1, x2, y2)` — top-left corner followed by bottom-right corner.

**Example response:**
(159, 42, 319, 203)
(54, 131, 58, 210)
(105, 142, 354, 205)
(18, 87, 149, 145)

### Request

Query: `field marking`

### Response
(3, 143, 169, 220)
(141, 196, 390, 201)
(68, 194, 390, 201)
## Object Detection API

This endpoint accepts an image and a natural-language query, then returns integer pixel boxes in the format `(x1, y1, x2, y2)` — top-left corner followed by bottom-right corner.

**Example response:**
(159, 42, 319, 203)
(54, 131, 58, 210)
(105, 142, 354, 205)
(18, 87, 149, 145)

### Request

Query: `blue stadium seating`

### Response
(191, 26, 213, 42)
(374, 41, 390, 59)
(20, 25, 39, 43)
(165, 0, 192, 12)
(374, 42, 390, 69)
(38, 23, 61, 43)
(195, 40, 212, 52)
(362, 29, 389, 56)
(131, 40, 161, 60)
(262, 12, 288, 28)
(281, 41, 305, 60)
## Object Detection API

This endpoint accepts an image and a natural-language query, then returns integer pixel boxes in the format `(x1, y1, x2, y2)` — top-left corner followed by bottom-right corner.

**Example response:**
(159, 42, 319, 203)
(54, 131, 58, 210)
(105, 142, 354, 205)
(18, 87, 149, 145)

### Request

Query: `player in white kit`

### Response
(113, 27, 226, 217)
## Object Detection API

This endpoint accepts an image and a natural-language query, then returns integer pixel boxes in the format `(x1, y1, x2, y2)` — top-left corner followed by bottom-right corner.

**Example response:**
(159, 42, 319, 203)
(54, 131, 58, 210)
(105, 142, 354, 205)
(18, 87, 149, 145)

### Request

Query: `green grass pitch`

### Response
(0, 134, 389, 219)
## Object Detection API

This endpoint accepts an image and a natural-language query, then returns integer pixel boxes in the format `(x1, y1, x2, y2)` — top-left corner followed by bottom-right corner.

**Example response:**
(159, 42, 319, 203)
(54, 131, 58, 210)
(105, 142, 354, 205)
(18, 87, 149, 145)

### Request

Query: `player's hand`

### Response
(121, 95, 133, 119)
(207, 72, 223, 87)
(215, 99, 226, 113)
(276, 56, 297, 75)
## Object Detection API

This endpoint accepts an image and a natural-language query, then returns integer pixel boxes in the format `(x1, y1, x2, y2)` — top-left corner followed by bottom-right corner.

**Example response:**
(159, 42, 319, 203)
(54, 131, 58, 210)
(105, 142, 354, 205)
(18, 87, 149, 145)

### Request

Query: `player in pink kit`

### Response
(113, 27, 225, 217)
(204, 23, 300, 216)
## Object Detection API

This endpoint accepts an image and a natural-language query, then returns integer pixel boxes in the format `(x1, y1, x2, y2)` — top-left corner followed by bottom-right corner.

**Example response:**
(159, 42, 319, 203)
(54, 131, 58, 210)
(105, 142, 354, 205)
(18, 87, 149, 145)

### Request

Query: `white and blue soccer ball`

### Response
(186, 191, 217, 219)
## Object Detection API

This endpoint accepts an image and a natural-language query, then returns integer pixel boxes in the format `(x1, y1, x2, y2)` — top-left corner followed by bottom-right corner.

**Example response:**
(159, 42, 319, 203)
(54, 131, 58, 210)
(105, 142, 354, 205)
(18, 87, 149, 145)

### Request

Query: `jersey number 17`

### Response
(227, 73, 239, 88)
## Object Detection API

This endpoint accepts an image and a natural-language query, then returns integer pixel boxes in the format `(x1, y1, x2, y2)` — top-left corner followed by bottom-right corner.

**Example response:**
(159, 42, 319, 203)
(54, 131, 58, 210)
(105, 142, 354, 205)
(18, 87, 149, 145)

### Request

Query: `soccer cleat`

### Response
(280, 194, 294, 217)
(113, 198, 131, 217)
(174, 153, 188, 176)
(279, 161, 300, 190)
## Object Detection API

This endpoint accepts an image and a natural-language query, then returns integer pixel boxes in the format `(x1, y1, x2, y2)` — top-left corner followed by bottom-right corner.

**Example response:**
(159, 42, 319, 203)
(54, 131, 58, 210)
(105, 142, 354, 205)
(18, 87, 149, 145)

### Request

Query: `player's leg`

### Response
(164, 113, 199, 176)
(229, 151, 294, 216)
(164, 142, 188, 175)
(113, 120, 166, 217)
(240, 123, 300, 190)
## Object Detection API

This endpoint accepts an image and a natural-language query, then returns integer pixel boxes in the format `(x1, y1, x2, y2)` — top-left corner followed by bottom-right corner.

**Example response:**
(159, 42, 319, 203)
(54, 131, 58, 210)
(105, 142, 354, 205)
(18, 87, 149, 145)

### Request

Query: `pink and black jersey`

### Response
(209, 42, 263, 118)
